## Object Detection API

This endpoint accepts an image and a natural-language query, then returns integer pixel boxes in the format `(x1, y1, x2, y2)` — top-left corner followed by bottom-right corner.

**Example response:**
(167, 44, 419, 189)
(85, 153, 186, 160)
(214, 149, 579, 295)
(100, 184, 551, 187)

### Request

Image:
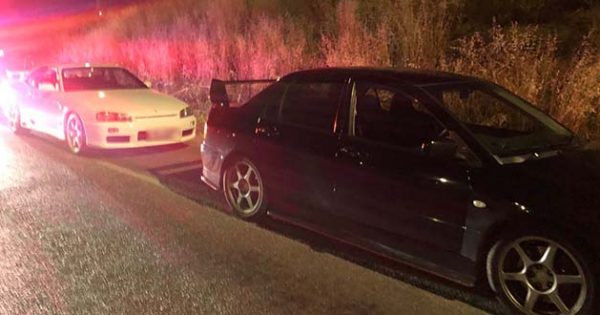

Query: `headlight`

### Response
(96, 111, 132, 122)
(180, 107, 194, 118)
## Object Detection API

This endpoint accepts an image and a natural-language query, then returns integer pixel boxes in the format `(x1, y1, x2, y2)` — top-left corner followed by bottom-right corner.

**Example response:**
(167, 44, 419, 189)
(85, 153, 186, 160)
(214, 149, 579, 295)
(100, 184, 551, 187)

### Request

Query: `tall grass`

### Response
(441, 24, 600, 139)
(58, 0, 600, 141)
(552, 40, 600, 139)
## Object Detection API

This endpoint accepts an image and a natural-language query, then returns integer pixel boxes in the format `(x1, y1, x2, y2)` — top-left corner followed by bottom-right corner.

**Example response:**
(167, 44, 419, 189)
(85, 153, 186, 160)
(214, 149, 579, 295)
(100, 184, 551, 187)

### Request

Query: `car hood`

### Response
(63, 89, 188, 117)
(474, 148, 600, 220)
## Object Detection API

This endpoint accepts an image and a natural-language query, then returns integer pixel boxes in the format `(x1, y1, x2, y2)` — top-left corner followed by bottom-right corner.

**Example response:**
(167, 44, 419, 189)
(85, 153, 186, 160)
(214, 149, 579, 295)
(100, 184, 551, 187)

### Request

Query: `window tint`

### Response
(426, 83, 572, 157)
(62, 67, 146, 91)
(27, 68, 57, 89)
(225, 81, 277, 109)
(113, 69, 144, 88)
(354, 83, 443, 147)
(440, 89, 537, 134)
(252, 83, 285, 119)
(280, 82, 343, 133)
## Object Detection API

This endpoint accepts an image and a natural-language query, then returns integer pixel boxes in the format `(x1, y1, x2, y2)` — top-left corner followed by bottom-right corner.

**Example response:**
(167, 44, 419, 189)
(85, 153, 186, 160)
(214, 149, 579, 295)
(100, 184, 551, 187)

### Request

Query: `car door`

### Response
(37, 68, 63, 138)
(254, 77, 348, 220)
(19, 68, 45, 130)
(332, 81, 474, 254)
(22, 67, 62, 136)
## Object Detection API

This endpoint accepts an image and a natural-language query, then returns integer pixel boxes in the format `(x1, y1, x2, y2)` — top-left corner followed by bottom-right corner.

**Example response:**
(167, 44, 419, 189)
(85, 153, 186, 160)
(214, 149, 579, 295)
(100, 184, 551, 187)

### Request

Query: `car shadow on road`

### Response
(9, 128, 193, 159)
(86, 143, 190, 158)
(154, 166, 505, 315)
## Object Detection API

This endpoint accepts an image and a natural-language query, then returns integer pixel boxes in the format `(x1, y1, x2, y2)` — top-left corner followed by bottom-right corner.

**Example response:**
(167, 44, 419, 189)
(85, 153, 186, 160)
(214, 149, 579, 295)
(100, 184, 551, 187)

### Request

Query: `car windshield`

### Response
(424, 82, 573, 158)
(62, 67, 147, 91)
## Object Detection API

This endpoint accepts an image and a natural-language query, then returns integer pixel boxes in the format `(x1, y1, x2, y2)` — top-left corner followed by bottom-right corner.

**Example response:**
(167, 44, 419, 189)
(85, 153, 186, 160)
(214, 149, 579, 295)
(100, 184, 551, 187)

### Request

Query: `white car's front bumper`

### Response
(85, 115, 197, 149)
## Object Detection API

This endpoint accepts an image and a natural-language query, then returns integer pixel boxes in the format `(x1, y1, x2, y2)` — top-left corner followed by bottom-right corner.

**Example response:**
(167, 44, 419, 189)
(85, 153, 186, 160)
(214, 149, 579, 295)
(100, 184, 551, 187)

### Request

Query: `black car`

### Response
(201, 68, 599, 315)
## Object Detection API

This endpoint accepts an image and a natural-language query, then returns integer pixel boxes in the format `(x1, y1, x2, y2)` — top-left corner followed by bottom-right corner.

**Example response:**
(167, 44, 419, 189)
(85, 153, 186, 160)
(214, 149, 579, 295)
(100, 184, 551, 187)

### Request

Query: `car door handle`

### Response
(255, 124, 280, 138)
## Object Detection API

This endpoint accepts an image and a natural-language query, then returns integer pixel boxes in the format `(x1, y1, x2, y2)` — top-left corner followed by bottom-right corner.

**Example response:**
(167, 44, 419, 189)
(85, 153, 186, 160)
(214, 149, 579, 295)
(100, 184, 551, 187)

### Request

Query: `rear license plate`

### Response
(147, 129, 177, 141)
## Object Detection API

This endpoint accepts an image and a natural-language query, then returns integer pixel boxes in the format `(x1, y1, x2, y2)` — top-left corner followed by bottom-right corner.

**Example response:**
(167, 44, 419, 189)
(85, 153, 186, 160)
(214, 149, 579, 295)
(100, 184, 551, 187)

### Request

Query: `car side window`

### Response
(26, 68, 45, 88)
(353, 83, 444, 148)
(439, 88, 538, 134)
(251, 83, 286, 118)
(39, 69, 59, 91)
(278, 81, 344, 133)
(28, 68, 58, 91)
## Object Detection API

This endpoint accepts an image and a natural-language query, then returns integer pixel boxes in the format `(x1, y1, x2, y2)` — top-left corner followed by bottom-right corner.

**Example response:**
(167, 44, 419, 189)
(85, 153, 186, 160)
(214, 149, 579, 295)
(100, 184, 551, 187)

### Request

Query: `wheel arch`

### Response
(479, 215, 599, 292)
(63, 110, 89, 143)
(482, 216, 599, 314)
(219, 150, 249, 189)
(219, 150, 268, 219)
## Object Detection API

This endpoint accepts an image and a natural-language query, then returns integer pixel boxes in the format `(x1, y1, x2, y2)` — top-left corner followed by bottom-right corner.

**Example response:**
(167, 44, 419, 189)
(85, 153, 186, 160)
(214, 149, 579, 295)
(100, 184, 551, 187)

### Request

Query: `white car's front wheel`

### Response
(65, 113, 86, 154)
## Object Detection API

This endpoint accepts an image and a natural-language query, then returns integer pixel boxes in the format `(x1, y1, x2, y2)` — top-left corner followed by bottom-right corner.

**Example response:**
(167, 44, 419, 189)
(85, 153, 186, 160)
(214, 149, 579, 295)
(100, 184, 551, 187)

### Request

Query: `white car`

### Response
(6, 64, 197, 154)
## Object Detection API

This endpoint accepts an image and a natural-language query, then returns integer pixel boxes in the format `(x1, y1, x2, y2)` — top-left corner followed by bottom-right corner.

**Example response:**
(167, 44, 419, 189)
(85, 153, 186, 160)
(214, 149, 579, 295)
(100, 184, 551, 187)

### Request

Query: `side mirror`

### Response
(422, 138, 457, 159)
(144, 80, 152, 88)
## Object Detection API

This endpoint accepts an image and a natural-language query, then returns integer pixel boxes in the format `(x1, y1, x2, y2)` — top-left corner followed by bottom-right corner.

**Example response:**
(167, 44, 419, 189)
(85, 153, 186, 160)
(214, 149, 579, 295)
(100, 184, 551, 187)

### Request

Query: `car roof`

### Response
(280, 67, 477, 86)
(38, 63, 123, 71)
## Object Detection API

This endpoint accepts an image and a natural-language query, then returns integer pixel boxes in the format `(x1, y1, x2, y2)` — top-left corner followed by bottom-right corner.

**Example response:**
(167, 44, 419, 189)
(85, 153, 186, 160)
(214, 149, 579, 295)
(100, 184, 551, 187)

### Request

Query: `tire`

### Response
(222, 157, 266, 220)
(487, 231, 596, 315)
(7, 104, 26, 134)
(65, 113, 86, 155)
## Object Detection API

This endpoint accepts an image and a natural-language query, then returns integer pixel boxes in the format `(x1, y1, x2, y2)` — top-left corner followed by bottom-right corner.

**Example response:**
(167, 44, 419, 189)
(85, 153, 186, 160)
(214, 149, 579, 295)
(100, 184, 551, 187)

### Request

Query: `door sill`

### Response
(268, 210, 477, 287)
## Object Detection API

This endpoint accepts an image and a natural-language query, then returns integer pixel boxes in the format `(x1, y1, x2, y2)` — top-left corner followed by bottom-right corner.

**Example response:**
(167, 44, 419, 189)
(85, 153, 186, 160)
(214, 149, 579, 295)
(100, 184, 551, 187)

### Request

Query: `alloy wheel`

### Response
(223, 159, 264, 217)
(497, 236, 587, 315)
(66, 114, 85, 154)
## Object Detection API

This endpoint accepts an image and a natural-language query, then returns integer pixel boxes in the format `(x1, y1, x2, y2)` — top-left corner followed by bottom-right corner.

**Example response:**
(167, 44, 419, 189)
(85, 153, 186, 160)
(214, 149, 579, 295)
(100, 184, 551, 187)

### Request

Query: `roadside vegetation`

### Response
(59, 0, 600, 141)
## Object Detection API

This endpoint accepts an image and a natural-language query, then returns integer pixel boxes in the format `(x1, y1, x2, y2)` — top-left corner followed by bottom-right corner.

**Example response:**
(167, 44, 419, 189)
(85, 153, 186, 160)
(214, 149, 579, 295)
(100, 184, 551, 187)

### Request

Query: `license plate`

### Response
(147, 129, 177, 141)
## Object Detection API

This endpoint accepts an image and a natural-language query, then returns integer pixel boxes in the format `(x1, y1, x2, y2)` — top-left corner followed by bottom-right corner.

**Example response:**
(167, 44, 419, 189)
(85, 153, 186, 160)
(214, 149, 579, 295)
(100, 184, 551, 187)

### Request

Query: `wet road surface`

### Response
(0, 116, 502, 314)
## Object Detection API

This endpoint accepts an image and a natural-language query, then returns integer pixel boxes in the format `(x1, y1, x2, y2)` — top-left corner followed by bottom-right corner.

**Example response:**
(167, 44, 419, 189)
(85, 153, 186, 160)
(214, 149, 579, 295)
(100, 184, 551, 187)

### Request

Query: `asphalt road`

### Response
(0, 115, 504, 314)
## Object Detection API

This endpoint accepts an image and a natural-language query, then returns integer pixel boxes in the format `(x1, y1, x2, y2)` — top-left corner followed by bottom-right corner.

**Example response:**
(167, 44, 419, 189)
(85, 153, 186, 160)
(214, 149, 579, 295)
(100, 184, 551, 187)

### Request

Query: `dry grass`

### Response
(551, 39, 600, 138)
(441, 24, 600, 139)
(321, 0, 391, 67)
(58, 0, 600, 140)
(441, 23, 560, 108)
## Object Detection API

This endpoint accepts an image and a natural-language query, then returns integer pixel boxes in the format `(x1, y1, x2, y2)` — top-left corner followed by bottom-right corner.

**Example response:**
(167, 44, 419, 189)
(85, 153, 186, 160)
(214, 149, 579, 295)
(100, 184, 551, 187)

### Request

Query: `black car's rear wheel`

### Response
(222, 157, 266, 219)
(489, 234, 595, 315)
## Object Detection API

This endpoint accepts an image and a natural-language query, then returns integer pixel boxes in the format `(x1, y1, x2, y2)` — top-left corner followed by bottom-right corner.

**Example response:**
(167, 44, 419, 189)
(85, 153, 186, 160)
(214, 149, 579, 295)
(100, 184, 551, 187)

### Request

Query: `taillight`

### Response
(96, 111, 131, 122)
(203, 122, 208, 136)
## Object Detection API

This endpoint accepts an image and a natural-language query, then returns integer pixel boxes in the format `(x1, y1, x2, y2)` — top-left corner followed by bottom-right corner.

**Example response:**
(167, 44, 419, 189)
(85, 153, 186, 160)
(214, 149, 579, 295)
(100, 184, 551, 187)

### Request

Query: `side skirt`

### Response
(268, 210, 478, 287)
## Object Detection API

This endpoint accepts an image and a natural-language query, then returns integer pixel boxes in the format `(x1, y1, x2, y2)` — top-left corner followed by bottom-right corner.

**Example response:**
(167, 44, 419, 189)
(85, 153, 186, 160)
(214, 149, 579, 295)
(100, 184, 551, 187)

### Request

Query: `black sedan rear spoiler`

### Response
(210, 79, 277, 108)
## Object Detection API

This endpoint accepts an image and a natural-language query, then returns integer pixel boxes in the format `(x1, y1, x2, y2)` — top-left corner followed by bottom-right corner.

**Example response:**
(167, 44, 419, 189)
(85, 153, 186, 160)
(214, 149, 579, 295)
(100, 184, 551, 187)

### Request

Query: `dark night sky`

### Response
(0, 0, 141, 23)
(0, 0, 145, 67)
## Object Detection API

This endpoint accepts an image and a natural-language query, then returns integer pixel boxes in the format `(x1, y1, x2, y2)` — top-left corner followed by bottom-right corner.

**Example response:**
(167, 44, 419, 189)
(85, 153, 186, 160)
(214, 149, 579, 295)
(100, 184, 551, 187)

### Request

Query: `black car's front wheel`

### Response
(222, 157, 266, 220)
(488, 233, 596, 315)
